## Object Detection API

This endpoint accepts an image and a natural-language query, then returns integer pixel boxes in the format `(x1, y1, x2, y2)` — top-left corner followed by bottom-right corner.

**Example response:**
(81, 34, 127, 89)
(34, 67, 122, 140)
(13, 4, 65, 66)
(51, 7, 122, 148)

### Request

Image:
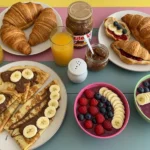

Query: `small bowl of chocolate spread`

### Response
(85, 44, 109, 71)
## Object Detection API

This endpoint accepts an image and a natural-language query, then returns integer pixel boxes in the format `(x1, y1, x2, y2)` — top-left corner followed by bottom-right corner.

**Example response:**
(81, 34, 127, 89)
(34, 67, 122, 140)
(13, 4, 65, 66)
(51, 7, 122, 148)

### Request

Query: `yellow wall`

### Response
(0, 0, 150, 7)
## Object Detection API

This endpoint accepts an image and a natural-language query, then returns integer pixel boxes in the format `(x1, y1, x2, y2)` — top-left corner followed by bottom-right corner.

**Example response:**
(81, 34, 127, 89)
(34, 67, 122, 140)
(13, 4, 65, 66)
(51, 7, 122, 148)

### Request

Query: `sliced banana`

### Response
(112, 117, 123, 129)
(114, 104, 124, 110)
(0, 94, 6, 104)
(10, 71, 22, 82)
(108, 93, 118, 101)
(103, 90, 112, 97)
(50, 92, 60, 101)
(23, 125, 37, 138)
(114, 107, 125, 114)
(114, 29, 123, 36)
(48, 99, 59, 109)
(108, 24, 117, 32)
(112, 100, 122, 107)
(110, 96, 119, 104)
(99, 87, 108, 95)
(136, 93, 150, 105)
(36, 117, 50, 129)
(22, 69, 34, 80)
(44, 106, 56, 118)
(49, 85, 60, 93)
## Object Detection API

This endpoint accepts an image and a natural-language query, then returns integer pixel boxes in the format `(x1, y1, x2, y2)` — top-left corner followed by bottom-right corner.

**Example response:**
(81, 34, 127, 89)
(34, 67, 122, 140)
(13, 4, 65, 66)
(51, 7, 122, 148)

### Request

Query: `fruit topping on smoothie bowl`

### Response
(104, 17, 130, 41)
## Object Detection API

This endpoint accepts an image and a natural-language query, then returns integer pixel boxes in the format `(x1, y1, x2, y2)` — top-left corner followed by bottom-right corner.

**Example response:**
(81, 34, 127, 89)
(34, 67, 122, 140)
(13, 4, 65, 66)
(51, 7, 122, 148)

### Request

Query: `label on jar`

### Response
(73, 30, 93, 48)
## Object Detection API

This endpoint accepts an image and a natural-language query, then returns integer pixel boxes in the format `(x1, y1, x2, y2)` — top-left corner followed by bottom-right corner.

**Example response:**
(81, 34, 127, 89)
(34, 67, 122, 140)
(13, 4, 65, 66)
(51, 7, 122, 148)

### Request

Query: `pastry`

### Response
(5, 80, 60, 150)
(111, 40, 150, 64)
(0, 66, 49, 103)
(29, 8, 57, 46)
(122, 14, 150, 51)
(0, 23, 31, 55)
(3, 2, 43, 30)
(104, 17, 130, 41)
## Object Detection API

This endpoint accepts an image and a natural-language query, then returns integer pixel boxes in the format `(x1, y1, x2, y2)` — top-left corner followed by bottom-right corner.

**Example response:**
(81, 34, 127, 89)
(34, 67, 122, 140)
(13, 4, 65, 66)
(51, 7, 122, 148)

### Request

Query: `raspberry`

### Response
(84, 120, 93, 129)
(78, 97, 88, 106)
(84, 89, 94, 99)
(96, 113, 105, 124)
(90, 98, 98, 106)
(94, 124, 104, 135)
(88, 106, 99, 116)
(103, 120, 112, 131)
(78, 106, 87, 114)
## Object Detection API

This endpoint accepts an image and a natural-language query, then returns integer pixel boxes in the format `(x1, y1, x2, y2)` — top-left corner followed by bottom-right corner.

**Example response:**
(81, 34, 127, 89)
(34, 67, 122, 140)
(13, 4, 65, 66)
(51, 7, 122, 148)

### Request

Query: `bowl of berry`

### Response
(74, 82, 130, 138)
(134, 75, 150, 122)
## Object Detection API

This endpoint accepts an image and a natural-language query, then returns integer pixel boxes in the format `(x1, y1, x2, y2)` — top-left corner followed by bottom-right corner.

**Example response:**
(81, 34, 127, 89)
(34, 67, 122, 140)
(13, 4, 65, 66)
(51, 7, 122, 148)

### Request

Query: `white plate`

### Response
(0, 61, 67, 150)
(0, 2, 63, 56)
(98, 10, 150, 72)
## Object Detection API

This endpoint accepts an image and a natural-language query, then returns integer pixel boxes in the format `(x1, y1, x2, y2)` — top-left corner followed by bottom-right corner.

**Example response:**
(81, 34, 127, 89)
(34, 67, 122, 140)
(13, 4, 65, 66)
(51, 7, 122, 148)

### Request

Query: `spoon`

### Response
(84, 35, 94, 55)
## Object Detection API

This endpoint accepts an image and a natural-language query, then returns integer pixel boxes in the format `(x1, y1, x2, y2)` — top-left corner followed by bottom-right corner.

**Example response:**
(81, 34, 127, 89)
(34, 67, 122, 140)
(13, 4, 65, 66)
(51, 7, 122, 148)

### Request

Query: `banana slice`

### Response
(108, 24, 117, 32)
(108, 93, 118, 101)
(112, 117, 123, 129)
(44, 106, 56, 118)
(110, 96, 119, 104)
(103, 90, 112, 97)
(99, 87, 108, 95)
(114, 107, 125, 114)
(49, 85, 60, 93)
(23, 125, 37, 138)
(0, 94, 6, 104)
(48, 99, 59, 109)
(112, 100, 122, 107)
(114, 114, 125, 121)
(22, 69, 34, 80)
(36, 117, 50, 129)
(114, 29, 123, 36)
(50, 92, 60, 101)
(10, 71, 22, 82)
(136, 93, 149, 105)
(114, 103, 124, 110)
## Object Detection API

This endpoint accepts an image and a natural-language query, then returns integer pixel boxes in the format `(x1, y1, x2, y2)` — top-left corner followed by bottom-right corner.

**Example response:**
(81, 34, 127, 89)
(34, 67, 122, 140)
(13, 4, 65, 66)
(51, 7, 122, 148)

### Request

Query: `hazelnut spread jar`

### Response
(66, 1, 93, 48)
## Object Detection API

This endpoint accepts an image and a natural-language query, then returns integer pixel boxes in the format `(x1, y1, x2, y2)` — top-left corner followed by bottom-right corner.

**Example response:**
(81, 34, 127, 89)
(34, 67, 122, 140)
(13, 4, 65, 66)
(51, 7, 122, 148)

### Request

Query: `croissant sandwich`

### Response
(122, 14, 150, 52)
(29, 8, 57, 46)
(111, 40, 150, 65)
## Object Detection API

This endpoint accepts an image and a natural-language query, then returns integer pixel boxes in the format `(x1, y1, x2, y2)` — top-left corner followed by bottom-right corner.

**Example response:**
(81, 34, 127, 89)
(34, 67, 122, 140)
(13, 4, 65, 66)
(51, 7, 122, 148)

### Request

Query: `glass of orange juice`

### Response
(50, 26, 74, 66)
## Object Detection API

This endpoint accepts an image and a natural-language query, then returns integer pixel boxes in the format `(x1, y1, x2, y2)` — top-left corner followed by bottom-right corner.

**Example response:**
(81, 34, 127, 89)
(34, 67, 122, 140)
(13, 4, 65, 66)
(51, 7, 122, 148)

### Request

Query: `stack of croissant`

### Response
(0, 2, 57, 55)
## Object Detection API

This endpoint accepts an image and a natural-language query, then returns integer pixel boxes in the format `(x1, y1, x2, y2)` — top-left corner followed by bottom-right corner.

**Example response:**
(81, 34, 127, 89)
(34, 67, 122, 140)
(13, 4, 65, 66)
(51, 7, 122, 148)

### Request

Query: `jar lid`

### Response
(68, 1, 92, 21)
(68, 58, 87, 75)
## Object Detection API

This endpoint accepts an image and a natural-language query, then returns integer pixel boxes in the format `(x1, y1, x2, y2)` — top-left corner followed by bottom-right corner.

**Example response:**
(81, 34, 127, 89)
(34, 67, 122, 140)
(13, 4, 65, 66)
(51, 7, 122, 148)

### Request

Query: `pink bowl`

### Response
(74, 82, 130, 139)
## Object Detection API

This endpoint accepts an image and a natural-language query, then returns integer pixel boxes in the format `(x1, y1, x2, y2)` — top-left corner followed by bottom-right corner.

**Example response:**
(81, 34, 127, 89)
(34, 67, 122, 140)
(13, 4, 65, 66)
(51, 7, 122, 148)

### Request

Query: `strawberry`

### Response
(88, 106, 99, 116)
(103, 120, 112, 131)
(78, 106, 87, 114)
(84, 89, 94, 99)
(94, 124, 104, 135)
(78, 97, 88, 106)
(96, 113, 105, 124)
(90, 98, 98, 106)
(84, 120, 93, 129)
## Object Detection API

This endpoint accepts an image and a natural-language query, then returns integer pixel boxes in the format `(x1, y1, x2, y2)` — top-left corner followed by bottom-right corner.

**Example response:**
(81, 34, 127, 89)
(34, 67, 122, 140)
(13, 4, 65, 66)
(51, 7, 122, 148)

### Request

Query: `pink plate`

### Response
(74, 82, 130, 139)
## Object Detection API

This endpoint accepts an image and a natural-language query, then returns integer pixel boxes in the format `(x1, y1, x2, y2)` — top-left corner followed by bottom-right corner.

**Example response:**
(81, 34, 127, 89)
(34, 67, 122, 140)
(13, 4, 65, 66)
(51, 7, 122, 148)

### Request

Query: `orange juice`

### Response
(51, 31, 74, 66)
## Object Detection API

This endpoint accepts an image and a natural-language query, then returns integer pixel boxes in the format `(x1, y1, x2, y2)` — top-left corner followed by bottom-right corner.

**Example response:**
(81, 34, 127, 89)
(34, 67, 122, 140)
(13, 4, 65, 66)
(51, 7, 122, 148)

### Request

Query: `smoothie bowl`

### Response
(134, 75, 150, 122)
(74, 82, 130, 139)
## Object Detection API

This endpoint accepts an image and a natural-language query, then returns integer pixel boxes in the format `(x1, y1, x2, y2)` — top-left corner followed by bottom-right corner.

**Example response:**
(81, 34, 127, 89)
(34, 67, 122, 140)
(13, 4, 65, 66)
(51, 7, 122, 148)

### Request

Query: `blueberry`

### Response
(100, 107, 106, 114)
(108, 111, 114, 118)
(85, 113, 92, 120)
(122, 29, 127, 34)
(117, 24, 122, 30)
(101, 96, 107, 103)
(137, 87, 144, 93)
(94, 93, 101, 100)
(106, 106, 112, 111)
(143, 81, 150, 87)
(144, 87, 149, 93)
(104, 114, 109, 120)
(97, 102, 104, 108)
(78, 114, 84, 121)
(92, 118, 97, 124)
(113, 21, 118, 26)
(106, 100, 111, 106)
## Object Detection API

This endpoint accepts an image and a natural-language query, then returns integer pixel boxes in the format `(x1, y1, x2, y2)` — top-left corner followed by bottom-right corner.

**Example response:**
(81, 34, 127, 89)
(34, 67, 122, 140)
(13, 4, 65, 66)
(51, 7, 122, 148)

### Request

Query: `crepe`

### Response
(0, 66, 49, 103)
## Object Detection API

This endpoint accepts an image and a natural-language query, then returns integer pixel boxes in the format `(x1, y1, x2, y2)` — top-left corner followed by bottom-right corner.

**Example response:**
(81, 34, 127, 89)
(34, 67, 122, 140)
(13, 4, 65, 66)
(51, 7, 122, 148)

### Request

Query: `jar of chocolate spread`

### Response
(66, 1, 93, 48)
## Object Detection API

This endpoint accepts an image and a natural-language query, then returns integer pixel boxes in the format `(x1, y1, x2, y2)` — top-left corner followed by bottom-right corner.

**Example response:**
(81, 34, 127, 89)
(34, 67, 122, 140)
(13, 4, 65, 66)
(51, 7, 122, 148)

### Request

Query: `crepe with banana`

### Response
(5, 80, 61, 150)
(0, 90, 20, 132)
(0, 66, 49, 103)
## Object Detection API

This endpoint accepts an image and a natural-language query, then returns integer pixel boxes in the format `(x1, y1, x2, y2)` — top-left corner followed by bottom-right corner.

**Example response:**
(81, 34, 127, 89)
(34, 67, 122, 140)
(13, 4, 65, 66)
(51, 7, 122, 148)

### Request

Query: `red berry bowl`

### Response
(74, 82, 130, 139)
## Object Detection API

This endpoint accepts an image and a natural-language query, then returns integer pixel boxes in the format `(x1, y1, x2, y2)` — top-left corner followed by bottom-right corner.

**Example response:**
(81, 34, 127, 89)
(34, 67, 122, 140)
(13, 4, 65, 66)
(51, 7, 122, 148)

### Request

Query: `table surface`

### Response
(0, 5, 150, 150)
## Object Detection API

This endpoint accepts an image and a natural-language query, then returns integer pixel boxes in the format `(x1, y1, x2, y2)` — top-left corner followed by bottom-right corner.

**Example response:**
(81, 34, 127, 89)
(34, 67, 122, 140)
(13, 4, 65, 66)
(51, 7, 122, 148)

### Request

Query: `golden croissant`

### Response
(122, 14, 150, 52)
(0, 23, 31, 55)
(111, 40, 150, 65)
(3, 2, 43, 29)
(29, 8, 57, 46)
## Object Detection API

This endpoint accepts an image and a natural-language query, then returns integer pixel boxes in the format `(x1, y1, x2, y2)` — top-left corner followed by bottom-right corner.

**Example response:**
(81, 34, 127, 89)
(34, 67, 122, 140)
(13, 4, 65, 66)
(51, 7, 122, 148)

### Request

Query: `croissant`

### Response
(29, 8, 57, 46)
(3, 2, 43, 29)
(122, 14, 150, 52)
(0, 23, 31, 55)
(111, 40, 150, 64)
